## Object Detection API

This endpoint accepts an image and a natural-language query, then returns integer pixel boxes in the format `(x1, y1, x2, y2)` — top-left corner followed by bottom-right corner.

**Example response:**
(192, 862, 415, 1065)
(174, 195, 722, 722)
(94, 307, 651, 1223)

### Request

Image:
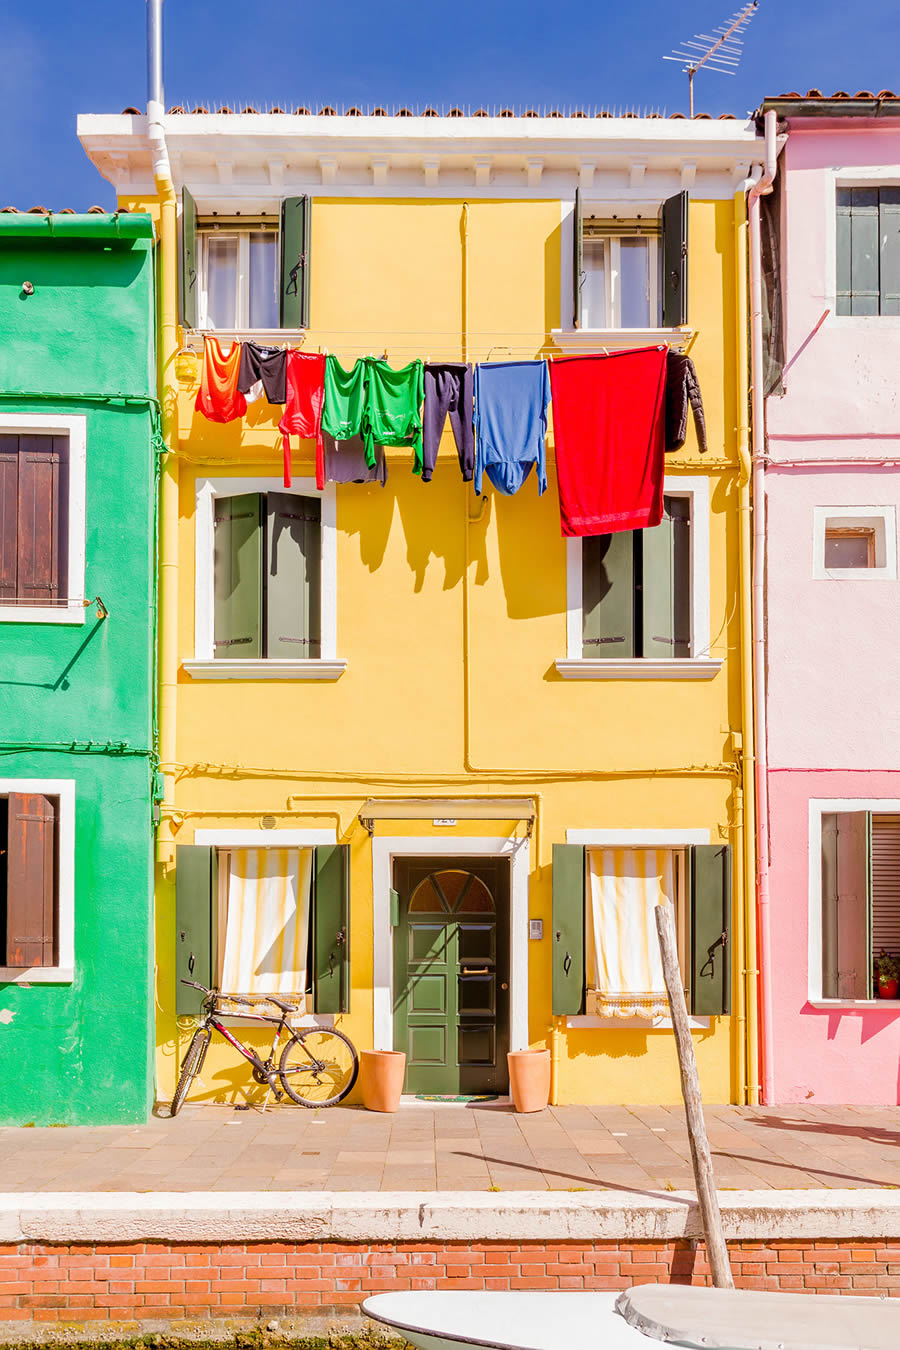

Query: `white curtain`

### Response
(221, 848, 312, 995)
(585, 848, 674, 1019)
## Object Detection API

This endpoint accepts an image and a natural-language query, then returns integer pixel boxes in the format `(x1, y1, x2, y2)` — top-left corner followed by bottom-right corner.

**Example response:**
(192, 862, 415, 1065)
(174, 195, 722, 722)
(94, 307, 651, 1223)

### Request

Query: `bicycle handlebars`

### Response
(179, 979, 252, 1007)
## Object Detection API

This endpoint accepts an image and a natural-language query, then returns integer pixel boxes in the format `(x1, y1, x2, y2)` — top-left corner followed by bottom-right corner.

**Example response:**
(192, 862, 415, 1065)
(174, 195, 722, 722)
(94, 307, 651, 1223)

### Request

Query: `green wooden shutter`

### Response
(661, 190, 689, 327)
(641, 496, 691, 659)
(313, 844, 349, 1013)
(175, 845, 218, 1014)
(265, 492, 321, 659)
(842, 187, 880, 316)
(582, 531, 635, 659)
(552, 844, 585, 1015)
(181, 187, 198, 329)
(573, 188, 583, 329)
(879, 188, 900, 316)
(280, 196, 311, 329)
(5, 793, 57, 968)
(688, 843, 731, 1016)
(0, 436, 18, 600)
(213, 493, 263, 659)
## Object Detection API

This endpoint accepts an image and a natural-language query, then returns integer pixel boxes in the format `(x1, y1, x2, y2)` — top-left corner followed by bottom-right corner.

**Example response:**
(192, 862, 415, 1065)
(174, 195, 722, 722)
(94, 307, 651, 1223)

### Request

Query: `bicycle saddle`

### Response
(268, 996, 298, 1014)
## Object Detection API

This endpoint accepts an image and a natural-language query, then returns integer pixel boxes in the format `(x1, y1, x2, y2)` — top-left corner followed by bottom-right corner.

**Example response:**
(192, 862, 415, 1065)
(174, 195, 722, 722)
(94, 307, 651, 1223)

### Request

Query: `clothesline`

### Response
(196, 336, 708, 539)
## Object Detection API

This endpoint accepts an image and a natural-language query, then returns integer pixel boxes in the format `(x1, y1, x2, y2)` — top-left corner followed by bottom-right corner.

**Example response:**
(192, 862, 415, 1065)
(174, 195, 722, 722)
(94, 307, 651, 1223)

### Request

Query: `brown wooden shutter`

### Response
(5, 793, 58, 968)
(0, 435, 18, 601)
(871, 815, 900, 957)
(16, 436, 67, 606)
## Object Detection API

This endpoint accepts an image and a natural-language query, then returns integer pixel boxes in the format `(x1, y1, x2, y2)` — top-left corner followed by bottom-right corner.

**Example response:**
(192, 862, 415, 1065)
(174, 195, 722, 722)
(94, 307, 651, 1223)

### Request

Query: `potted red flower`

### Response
(874, 951, 900, 999)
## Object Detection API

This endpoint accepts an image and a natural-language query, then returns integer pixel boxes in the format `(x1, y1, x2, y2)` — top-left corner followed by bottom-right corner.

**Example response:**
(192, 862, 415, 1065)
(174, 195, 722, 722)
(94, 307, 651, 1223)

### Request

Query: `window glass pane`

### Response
(205, 234, 238, 329)
(825, 530, 873, 569)
(850, 189, 880, 316)
(619, 238, 651, 328)
(581, 239, 607, 328)
(249, 232, 278, 329)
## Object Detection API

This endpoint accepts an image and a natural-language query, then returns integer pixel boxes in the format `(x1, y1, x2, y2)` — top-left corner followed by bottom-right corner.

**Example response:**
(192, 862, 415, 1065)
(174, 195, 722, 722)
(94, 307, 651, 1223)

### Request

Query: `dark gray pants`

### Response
(422, 362, 474, 482)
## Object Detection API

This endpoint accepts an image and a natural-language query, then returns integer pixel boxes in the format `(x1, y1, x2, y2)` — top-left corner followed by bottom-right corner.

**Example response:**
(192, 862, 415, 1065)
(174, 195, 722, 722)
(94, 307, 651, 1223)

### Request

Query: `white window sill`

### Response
(551, 327, 694, 353)
(814, 570, 897, 582)
(555, 658, 722, 681)
(0, 604, 85, 626)
(183, 328, 306, 351)
(807, 999, 900, 1010)
(183, 658, 346, 681)
(568, 1014, 710, 1030)
(0, 968, 74, 985)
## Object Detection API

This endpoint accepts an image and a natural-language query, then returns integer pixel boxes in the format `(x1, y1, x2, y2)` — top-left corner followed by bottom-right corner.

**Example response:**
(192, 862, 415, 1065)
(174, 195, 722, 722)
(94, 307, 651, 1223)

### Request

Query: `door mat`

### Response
(415, 1093, 499, 1103)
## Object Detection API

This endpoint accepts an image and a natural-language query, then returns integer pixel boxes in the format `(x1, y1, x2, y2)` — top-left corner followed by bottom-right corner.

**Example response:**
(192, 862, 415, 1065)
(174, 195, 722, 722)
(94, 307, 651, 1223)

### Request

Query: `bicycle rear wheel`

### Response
(170, 1028, 210, 1116)
(279, 1028, 359, 1107)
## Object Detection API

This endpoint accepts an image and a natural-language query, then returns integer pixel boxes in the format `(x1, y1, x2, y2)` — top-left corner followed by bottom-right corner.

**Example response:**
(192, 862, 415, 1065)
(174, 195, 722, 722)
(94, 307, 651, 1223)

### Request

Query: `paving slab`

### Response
(1, 1104, 899, 1194)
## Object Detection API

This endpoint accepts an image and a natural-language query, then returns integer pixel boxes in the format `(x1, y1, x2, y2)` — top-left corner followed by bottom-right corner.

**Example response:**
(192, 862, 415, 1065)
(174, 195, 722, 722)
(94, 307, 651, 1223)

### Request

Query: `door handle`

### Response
(461, 967, 491, 975)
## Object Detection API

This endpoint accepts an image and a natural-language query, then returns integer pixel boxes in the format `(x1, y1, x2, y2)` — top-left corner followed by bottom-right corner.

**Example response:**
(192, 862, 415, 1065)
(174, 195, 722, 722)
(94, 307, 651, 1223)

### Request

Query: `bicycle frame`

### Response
(203, 1004, 290, 1076)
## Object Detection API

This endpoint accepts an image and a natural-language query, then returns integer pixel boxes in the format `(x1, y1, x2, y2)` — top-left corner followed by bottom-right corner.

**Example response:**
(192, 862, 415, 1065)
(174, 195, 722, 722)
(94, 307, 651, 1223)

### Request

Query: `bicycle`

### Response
(170, 979, 359, 1115)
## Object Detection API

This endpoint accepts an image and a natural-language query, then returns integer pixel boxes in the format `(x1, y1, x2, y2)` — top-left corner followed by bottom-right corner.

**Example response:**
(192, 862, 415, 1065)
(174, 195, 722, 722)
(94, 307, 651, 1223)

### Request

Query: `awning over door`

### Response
(358, 797, 535, 836)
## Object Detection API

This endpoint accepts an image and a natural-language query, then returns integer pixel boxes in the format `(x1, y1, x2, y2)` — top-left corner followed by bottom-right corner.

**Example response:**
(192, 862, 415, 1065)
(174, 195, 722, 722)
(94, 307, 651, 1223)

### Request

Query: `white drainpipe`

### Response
(748, 108, 777, 1105)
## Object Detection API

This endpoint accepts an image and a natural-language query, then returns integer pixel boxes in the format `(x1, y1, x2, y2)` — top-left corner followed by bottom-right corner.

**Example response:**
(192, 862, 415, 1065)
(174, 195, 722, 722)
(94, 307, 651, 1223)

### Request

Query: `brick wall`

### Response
(1, 1239, 898, 1324)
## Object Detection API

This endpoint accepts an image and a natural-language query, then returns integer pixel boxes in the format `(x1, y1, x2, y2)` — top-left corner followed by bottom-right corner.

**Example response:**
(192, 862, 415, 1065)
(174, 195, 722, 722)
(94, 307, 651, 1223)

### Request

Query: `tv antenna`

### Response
(664, 2, 758, 118)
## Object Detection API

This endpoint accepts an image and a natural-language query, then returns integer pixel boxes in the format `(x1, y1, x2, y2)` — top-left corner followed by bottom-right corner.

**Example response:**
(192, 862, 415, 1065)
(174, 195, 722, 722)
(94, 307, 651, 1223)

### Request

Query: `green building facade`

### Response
(0, 212, 157, 1124)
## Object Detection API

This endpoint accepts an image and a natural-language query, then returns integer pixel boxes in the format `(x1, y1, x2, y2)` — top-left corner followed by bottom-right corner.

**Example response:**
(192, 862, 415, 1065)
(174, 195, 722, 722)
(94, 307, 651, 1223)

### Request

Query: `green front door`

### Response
(393, 859, 510, 1094)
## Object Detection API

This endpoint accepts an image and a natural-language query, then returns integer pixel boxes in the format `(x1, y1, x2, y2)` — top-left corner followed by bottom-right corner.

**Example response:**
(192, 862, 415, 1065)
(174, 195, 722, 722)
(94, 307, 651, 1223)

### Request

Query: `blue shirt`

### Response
(474, 361, 549, 496)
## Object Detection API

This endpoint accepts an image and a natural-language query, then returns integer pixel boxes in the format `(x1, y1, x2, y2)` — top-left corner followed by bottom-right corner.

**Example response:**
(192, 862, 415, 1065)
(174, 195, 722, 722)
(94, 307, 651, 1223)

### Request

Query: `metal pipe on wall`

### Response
(748, 108, 778, 1105)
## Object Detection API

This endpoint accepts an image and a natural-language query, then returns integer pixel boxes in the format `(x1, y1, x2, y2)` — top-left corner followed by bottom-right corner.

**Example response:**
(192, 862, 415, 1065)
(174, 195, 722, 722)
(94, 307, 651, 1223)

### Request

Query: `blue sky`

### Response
(3, 0, 900, 209)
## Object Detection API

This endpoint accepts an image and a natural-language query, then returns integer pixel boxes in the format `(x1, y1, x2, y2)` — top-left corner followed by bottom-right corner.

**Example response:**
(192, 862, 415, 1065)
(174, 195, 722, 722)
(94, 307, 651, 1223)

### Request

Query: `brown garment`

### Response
(665, 350, 707, 453)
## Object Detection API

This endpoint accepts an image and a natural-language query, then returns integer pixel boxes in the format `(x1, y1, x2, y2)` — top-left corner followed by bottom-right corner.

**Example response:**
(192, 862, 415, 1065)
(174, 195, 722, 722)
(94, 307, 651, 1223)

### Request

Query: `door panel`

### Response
(393, 859, 510, 1094)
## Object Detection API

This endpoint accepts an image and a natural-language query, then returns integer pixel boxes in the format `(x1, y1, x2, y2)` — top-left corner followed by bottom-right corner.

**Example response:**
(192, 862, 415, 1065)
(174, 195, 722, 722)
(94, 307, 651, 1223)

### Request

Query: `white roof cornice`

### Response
(78, 112, 762, 200)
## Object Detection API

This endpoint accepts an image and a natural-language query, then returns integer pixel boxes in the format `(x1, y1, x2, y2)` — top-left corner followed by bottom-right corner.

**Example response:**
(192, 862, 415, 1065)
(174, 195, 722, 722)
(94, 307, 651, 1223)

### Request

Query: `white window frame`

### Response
(556, 476, 720, 680)
(185, 475, 344, 681)
(581, 233, 660, 330)
(193, 826, 336, 1028)
(823, 168, 900, 327)
(565, 827, 711, 1030)
(812, 505, 897, 580)
(0, 414, 86, 626)
(198, 225, 280, 332)
(0, 778, 75, 984)
(808, 797, 900, 1007)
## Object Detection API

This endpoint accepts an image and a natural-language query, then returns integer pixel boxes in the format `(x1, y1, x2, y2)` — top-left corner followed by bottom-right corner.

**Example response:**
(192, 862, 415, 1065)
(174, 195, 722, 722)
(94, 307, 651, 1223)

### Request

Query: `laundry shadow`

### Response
(740, 1111, 900, 1148)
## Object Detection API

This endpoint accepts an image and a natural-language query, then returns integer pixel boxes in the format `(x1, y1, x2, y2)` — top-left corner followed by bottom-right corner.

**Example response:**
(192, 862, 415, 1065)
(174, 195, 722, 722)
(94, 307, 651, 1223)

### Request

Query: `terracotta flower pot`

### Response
(360, 1049, 406, 1113)
(878, 978, 899, 1000)
(507, 1048, 551, 1113)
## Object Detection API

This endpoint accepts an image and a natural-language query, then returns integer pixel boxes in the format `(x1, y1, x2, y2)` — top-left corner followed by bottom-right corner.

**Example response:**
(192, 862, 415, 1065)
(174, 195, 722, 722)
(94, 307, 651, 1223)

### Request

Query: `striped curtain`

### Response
(585, 848, 674, 1018)
(221, 848, 312, 996)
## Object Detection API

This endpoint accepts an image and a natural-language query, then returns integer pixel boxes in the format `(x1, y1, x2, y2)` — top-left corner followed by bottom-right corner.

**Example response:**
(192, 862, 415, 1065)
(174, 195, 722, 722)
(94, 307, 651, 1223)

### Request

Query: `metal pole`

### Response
(655, 903, 733, 1289)
(147, 0, 164, 109)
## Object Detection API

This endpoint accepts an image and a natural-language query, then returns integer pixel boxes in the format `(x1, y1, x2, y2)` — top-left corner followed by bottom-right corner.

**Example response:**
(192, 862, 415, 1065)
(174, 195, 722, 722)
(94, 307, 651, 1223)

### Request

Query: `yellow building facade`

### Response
(81, 109, 763, 1106)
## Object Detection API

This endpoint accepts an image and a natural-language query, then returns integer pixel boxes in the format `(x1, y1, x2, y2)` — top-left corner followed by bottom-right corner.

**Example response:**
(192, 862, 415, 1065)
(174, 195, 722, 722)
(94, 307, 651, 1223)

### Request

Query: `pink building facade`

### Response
(761, 96, 900, 1104)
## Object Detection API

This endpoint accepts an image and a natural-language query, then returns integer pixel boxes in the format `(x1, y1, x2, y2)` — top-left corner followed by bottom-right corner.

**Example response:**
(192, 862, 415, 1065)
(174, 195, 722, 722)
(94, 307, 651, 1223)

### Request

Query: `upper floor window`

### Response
(582, 495, 691, 659)
(200, 224, 279, 330)
(573, 191, 688, 331)
(186, 476, 343, 681)
(836, 186, 900, 316)
(181, 191, 310, 332)
(812, 506, 897, 581)
(0, 416, 86, 625)
(581, 230, 660, 329)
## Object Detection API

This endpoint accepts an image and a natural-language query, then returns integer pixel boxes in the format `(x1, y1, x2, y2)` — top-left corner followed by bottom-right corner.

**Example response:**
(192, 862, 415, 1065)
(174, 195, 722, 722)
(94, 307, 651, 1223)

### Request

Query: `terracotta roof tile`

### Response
(146, 102, 744, 120)
(0, 205, 119, 215)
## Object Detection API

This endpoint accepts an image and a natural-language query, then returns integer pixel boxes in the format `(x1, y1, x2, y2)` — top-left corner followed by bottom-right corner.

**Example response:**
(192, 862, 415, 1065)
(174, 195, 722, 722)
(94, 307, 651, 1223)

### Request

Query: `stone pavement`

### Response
(1, 1102, 899, 1193)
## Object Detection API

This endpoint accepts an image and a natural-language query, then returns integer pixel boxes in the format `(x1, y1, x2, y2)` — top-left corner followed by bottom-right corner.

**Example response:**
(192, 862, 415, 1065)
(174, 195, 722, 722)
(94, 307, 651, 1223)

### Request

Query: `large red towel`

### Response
(278, 350, 326, 488)
(550, 346, 667, 536)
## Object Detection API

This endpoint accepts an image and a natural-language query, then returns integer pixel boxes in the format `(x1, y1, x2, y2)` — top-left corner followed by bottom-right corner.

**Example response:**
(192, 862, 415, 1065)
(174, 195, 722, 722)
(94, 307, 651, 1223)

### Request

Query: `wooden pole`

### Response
(655, 903, 733, 1289)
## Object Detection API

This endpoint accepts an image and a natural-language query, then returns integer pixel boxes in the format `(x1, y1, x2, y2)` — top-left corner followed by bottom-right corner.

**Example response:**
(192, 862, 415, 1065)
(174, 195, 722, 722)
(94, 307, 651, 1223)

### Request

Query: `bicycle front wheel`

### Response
(170, 1028, 210, 1116)
(279, 1028, 359, 1107)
